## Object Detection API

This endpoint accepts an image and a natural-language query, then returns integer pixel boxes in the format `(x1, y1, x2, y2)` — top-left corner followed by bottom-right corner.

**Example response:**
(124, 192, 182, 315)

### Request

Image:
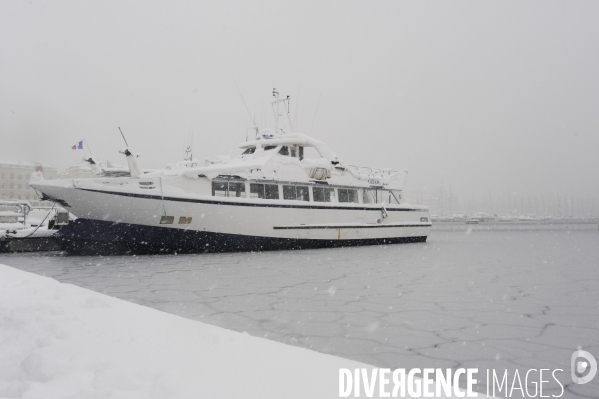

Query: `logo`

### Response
(571, 349, 597, 384)
(339, 368, 479, 397)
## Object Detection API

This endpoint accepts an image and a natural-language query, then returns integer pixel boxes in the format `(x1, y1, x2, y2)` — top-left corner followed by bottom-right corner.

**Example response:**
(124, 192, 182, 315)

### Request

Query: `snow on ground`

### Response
(0, 263, 486, 399)
(1, 264, 374, 398)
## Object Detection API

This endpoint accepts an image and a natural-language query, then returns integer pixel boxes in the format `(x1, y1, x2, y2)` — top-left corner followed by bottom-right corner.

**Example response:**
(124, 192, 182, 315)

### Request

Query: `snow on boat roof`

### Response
(238, 132, 341, 163)
(179, 148, 310, 182)
(174, 132, 409, 189)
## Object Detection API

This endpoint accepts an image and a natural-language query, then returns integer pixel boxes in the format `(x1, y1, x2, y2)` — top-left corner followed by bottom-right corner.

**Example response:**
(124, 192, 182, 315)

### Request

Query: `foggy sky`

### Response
(1, 0, 598, 199)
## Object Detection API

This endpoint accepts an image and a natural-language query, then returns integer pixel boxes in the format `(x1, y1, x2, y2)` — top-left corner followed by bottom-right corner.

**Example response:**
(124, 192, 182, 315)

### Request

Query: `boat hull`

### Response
(32, 179, 431, 255)
(57, 218, 428, 255)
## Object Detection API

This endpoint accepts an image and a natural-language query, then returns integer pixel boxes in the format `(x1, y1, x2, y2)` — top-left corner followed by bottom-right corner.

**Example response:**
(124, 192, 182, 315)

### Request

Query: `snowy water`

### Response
(2, 223, 598, 398)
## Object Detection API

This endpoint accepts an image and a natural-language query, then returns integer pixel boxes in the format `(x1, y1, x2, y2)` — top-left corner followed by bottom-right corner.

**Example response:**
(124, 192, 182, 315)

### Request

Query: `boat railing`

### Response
(0, 200, 31, 229)
(346, 165, 400, 179)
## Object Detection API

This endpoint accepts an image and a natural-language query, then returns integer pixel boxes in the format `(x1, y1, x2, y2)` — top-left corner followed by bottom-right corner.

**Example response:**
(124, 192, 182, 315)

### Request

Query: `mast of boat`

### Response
(272, 88, 290, 134)
(117, 127, 142, 177)
(234, 82, 260, 139)
(183, 124, 194, 163)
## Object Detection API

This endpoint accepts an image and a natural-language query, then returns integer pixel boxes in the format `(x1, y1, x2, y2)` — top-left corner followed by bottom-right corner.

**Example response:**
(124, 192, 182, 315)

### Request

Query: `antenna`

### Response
(234, 81, 259, 137)
(245, 116, 257, 142)
(118, 127, 129, 147)
(310, 92, 323, 135)
(284, 95, 294, 132)
(184, 124, 194, 162)
(295, 87, 300, 130)
(273, 88, 279, 133)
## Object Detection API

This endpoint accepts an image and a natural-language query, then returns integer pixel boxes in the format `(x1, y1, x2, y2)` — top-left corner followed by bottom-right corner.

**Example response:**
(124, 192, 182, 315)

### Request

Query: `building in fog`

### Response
(60, 162, 95, 179)
(0, 161, 58, 200)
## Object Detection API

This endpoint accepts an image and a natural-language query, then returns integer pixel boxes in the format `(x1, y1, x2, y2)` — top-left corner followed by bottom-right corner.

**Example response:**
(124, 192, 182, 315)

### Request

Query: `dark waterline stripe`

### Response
(274, 224, 432, 230)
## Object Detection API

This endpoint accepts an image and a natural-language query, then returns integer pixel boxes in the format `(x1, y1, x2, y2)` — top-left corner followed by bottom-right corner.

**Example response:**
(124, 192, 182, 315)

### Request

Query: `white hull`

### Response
(32, 178, 431, 254)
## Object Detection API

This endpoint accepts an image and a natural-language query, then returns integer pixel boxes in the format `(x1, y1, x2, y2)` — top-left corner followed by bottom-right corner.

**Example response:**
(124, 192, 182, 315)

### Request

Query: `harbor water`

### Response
(2, 222, 598, 398)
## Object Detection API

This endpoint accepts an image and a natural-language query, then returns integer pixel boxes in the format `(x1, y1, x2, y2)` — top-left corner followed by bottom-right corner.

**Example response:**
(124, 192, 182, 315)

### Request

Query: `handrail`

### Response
(346, 165, 399, 178)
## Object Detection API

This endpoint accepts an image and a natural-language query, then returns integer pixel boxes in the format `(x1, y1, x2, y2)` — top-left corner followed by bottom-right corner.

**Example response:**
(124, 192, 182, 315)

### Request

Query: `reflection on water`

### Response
(2, 224, 598, 398)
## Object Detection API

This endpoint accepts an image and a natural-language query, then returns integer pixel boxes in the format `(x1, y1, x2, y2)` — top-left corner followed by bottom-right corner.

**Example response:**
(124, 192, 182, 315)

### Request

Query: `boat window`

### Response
(363, 189, 386, 204)
(250, 183, 265, 199)
(364, 188, 400, 204)
(283, 185, 309, 201)
(363, 189, 376, 204)
(242, 147, 255, 155)
(212, 182, 228, 197)
(228, 182, 245, 197)
(283, 185, 296, 200)
(265, 184, 279, 199)
(299, 146, 304, 160)
(297, 186, 309, 201)
(160, 216, 174, 224)
(313, 187, 335, 202)
(290, 147, 297, 157)
(178, 216, 192, 224)
(389, 190, 401, 204)
(212, 181, 246, 198)
(279, 146, 289, 156)
(249, 183, 279, 200)
(378, 190, 399, 204)
(264, 146, 277, 151)
(338, 189, 358, 203)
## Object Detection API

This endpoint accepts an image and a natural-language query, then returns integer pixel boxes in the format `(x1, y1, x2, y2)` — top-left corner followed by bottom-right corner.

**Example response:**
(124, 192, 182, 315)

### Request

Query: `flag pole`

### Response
(83, 138, 94, 157)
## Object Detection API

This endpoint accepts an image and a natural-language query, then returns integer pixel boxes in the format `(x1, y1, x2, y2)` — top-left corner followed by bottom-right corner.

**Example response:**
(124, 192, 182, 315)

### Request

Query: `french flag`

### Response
(72, 140, 83, 150)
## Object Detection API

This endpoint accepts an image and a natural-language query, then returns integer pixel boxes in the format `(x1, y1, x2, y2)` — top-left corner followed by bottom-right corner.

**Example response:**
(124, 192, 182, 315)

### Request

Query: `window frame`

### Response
(249, 183, 265, 199)
(265, 183, 279, 200)
(338, 188, 359, 203)
(282, 185, 310, 202)
(211, 179, 246, 198)
(363, 188, 377, 204)
(389, 190, 401, 204)
(312, 186, 336, 203)
(363, 188, 400, 205)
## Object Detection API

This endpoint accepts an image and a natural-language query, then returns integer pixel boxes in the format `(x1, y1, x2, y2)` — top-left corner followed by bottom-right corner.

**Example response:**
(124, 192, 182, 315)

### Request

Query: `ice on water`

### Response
(2, 224, 598, 398)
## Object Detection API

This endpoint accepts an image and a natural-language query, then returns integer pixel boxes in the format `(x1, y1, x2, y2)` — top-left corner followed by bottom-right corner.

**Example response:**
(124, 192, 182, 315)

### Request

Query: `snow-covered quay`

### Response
(0, 264, 383, 399)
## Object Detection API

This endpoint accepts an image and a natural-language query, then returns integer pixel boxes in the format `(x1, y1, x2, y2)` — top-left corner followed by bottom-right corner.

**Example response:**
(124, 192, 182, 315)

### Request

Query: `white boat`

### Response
(473, 212, 498, 222)
(0, 200, 72, 252)
(0, 206, 27, 241)
(518, 214, 538, 221)
(30, 91, 431, 255)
